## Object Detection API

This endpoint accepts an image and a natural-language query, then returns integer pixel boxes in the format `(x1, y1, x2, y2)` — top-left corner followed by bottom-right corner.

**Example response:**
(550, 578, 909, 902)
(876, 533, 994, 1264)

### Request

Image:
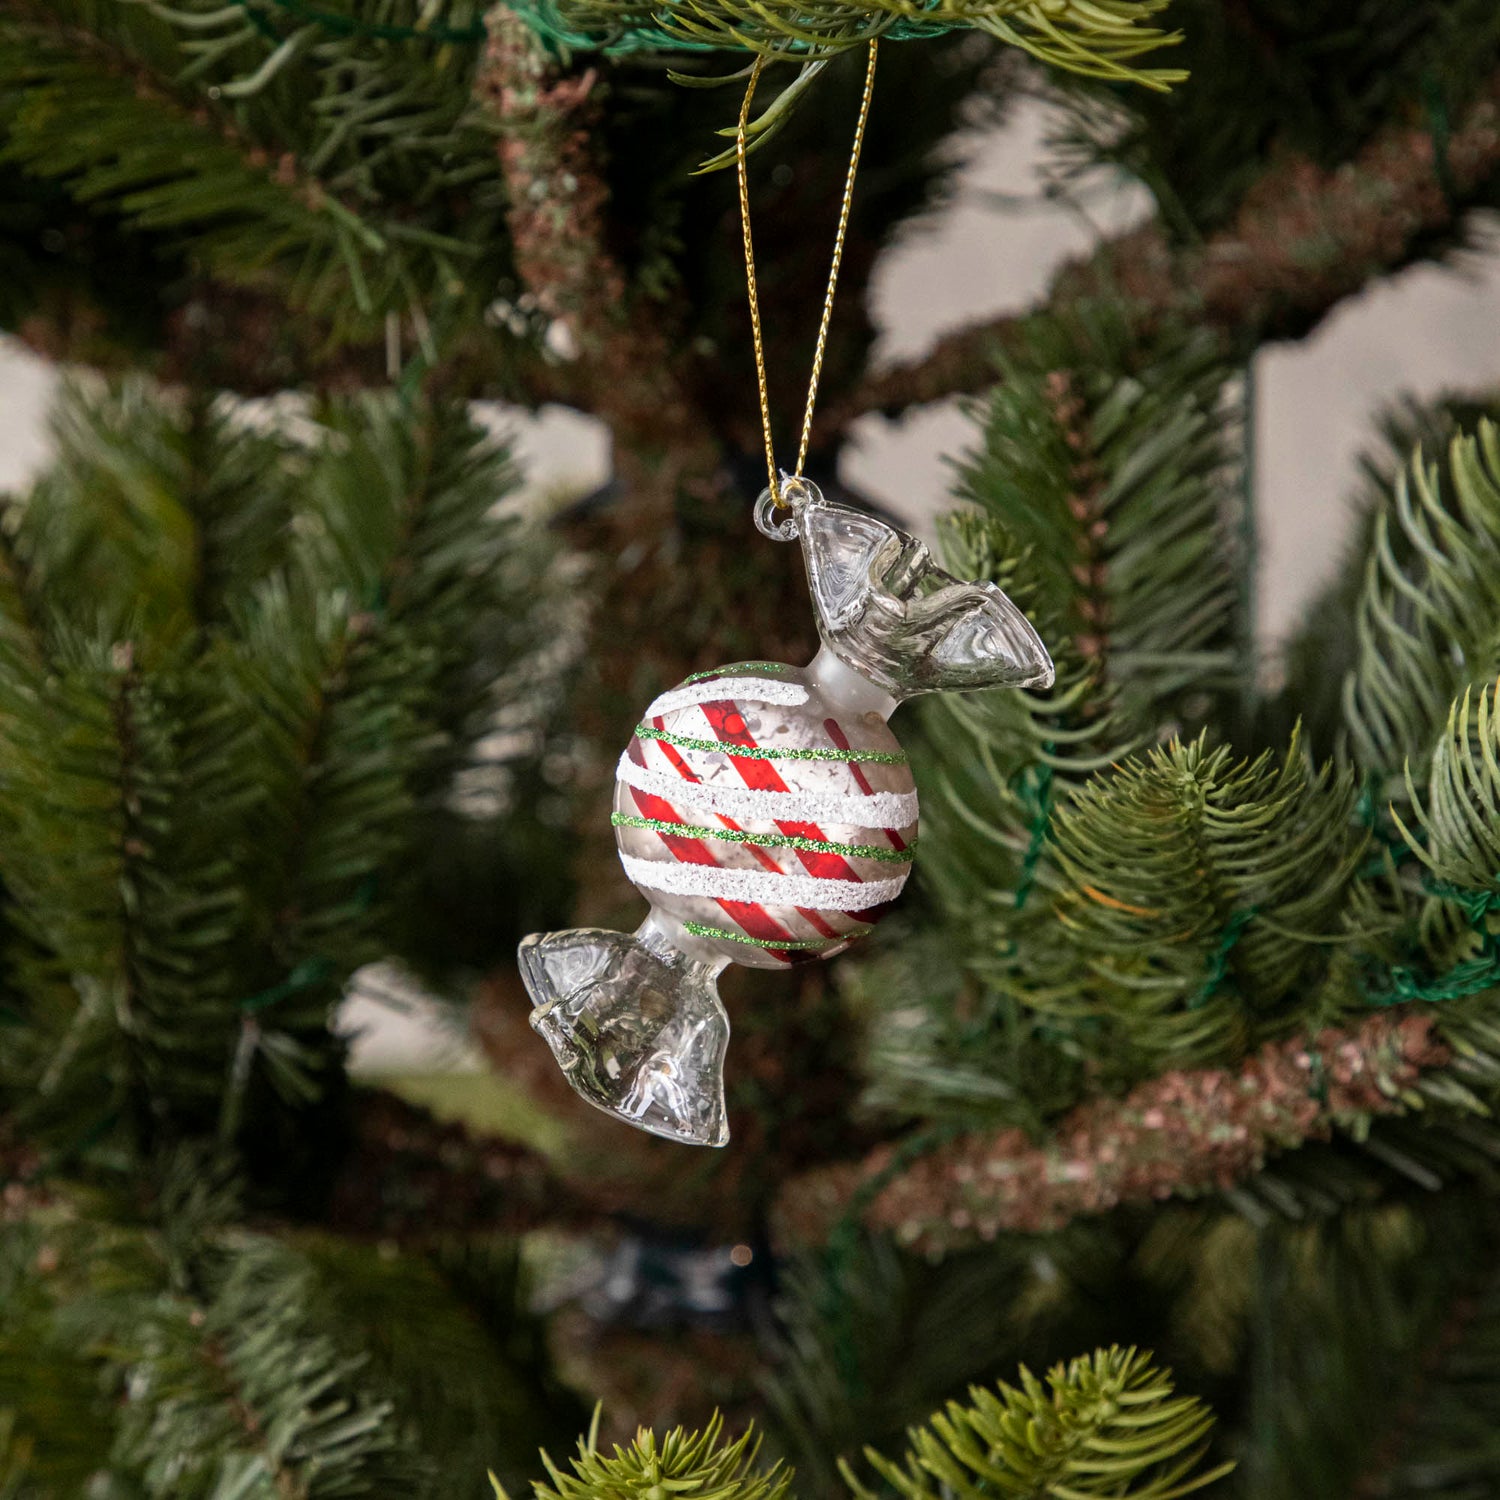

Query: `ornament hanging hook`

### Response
(753, 472, 820, 539)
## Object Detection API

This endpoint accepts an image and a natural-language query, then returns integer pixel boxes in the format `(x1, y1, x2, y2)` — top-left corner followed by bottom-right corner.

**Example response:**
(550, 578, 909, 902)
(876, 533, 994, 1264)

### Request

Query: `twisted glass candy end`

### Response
(518, 923, 731, 1147)
(793, 482, 1054, 699)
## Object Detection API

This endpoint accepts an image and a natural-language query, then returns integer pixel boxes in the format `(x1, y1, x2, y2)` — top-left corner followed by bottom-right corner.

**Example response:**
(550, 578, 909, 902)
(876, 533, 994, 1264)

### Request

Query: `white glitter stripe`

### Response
(620, 852, 907, 912)
(644, 676, 810, 718)
(616, 752, 919, 828)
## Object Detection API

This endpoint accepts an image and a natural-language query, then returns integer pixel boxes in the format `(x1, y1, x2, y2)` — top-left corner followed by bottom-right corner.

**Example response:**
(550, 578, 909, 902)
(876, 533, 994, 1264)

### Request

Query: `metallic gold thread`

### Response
(737, 41, 878, 510)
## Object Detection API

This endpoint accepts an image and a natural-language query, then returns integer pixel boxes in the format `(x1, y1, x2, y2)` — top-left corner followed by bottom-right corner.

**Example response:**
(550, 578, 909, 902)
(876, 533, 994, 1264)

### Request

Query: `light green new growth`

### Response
(496, 1351, 1228, 1500)
(519, 0, 1184, 87)
(841, 1345, 1232, 1500)
(503, 1412, 792, 1500)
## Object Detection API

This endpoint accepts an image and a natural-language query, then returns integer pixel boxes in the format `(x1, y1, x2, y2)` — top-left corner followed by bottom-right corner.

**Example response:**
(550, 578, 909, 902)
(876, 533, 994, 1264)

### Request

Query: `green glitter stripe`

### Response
(635, 723, 907, 765)
(683, 921, 848, 951)
(612, 812, 915, 863)
(683, 662, 788, 684)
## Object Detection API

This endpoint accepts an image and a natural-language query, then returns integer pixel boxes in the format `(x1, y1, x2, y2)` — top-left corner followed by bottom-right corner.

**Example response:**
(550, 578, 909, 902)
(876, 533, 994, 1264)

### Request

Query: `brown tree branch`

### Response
(477, 7, 720, 479)
(826, 66, 1500, 430)
(0, 1115, 48, 1217)
(0, 1089, 612, 1244)
(320, 1086, 613, 1242)
(475, 10, 821, 938)
(8, 270, 584, 403)
(776, 1012, 1450, 1256)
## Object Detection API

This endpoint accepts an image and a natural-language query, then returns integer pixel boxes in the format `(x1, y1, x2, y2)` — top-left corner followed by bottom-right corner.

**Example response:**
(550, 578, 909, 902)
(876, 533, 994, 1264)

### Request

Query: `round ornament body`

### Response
(612, 660, 918, 970)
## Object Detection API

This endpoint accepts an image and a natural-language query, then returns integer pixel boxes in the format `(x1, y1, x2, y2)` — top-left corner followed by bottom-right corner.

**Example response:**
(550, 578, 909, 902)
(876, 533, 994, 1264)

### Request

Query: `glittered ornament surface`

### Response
(520, 480, 1052, 1147)
(614, 660, 918, 969)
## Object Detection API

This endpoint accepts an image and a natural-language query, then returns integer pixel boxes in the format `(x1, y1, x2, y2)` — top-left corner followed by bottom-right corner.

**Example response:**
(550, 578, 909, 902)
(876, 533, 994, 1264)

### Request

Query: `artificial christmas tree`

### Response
(3, 1, 1500, 1496)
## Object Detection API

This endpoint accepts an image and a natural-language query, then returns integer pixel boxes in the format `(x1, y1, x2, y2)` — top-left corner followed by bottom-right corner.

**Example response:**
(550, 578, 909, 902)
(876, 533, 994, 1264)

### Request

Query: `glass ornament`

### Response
(520, 478, 1053, 1146)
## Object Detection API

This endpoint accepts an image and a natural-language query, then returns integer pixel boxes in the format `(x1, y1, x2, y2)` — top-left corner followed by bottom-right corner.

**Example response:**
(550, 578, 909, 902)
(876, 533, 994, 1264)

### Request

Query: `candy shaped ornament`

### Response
(518, 478, 1053, 1146)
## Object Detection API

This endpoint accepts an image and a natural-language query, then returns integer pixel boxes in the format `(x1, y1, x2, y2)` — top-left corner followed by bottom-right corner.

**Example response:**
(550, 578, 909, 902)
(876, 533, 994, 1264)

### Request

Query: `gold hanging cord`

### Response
(736, 39, 879, 512)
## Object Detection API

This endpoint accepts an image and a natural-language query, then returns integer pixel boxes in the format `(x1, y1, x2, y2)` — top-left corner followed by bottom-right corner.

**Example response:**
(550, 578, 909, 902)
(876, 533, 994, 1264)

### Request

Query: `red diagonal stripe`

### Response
(711, 811, 785, 875)
(823, 715, 908, 852)
(632, 724, 697, 781)
(628, 786, 720, 868)
(627, 741, 799, 961)
(696, 805, 839, 937)
(698, 701, 864, 885)
(640, 717, 781, 869)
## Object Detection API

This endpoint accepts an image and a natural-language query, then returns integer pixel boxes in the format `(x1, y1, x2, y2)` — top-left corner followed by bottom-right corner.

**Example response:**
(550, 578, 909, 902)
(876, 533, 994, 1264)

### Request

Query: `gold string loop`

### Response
(737, 40, 878, 514)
